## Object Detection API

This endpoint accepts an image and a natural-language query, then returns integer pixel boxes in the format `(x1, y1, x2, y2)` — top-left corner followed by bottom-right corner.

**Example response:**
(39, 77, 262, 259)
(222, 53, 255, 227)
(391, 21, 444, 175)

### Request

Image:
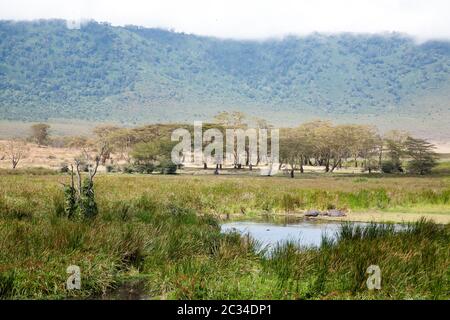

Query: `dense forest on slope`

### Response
(0, 19, 449, 128)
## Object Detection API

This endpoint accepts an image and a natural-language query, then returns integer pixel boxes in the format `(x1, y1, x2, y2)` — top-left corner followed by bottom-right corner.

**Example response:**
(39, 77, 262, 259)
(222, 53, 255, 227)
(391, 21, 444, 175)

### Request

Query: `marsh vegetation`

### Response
(0, 171, 449, 299)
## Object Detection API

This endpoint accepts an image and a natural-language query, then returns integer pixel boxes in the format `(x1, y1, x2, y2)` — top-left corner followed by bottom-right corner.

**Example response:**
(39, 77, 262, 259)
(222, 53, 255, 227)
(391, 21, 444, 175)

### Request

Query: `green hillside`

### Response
(0, 19, 449, 132)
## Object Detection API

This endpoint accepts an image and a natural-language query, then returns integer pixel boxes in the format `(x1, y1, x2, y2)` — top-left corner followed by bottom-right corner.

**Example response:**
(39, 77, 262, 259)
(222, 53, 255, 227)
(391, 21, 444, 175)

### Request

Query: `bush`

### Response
(61, 178, 98, 220)
(407, 158, 436, 175)
(77, 178, 98, 219)
(133, 163, 155, 174)
(60, 164, 69, 173)
(158, 160, 177, 174)
(122, 165, 135, 174)
(381, 160, 403, 173)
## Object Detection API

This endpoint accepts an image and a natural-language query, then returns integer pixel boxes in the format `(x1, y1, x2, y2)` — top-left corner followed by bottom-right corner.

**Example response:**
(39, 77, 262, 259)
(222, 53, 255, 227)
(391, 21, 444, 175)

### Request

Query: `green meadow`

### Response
(0, 171, 449, 299)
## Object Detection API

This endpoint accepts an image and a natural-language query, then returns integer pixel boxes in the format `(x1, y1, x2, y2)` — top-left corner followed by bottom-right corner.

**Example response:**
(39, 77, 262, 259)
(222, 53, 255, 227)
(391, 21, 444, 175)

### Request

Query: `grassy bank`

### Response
(1, 173, 449, 220)
(0, 196, 448, 299)
(0, 172, 449, 299)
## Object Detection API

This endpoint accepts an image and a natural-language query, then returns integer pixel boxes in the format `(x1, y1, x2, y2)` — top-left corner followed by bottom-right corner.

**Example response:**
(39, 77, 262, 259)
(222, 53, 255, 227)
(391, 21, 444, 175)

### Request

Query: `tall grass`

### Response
(0, 193, 261, 299)
(265, 219, 450, 299)
(1, 193, 448, 300)
(0, 172, 449, 299)
(1, 174, 449, 219)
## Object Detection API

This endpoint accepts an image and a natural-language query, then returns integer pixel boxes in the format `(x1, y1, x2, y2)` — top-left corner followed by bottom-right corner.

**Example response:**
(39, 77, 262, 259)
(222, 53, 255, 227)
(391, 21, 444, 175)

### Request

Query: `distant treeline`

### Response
(3, 111, 437, 176)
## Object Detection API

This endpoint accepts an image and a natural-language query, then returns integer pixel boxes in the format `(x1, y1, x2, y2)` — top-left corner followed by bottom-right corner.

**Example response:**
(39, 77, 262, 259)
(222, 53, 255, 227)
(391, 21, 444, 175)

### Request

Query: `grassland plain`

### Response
(0, 172, 449, 299)
(2, 172, 449, 219)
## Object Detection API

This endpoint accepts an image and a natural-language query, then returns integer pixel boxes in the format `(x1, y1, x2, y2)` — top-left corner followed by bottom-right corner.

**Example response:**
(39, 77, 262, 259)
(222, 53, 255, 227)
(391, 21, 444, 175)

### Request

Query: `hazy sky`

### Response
(1, 0, 449, 41)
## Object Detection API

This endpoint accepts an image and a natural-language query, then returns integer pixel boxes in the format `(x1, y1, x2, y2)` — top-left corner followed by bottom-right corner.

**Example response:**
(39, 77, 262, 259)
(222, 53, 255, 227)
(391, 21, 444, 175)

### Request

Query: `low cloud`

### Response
(1, 0, 450, 41)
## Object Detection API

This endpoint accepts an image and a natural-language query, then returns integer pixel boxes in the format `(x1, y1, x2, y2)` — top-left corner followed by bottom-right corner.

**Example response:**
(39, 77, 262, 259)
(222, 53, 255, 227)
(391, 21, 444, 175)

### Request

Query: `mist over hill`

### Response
(0, 20, 449, 139)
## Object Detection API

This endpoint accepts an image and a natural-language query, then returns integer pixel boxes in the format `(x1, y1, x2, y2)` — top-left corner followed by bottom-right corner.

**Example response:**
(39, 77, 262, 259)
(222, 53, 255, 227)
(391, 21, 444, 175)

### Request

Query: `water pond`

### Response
(221, 219, 400, 249)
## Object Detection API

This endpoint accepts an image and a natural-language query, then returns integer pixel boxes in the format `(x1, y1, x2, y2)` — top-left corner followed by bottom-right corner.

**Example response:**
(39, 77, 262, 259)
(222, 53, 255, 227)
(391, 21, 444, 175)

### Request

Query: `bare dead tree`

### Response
(61, 141, 109, 219)
(74, 141, 109, 183)
(2, 139, 29, 169)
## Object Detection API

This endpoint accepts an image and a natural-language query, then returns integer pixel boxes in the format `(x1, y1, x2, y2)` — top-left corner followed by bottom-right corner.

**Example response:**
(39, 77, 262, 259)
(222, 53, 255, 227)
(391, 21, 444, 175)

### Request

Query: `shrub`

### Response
(158, 160, 177, 174)
(77, 178, 98, 219)
(133, 163, 155, 174)
(61, 178, 98, 220)
(407, 158, 437, 175)
(381, 160, 403, 173)
(63, 185, 77, 219)
(60, 163, 69, 173)
(122, 165, 135, 174)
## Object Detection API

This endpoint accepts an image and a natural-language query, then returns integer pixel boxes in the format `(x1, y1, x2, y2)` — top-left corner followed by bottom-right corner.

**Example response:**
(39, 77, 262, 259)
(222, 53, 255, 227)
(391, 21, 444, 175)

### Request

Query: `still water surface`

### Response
(221, 220, 368, 248)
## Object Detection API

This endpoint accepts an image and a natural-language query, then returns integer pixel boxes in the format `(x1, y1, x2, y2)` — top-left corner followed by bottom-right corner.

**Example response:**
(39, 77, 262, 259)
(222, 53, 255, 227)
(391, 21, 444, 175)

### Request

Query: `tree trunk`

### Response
(378, 146, 383, 169)
(299, 156, 304, 173)
(330, 158, 341, 172)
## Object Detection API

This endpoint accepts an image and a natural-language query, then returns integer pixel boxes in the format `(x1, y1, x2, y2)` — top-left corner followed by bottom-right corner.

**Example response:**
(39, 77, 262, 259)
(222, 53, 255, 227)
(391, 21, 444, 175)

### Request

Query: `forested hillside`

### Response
(0, 19, 449, 130)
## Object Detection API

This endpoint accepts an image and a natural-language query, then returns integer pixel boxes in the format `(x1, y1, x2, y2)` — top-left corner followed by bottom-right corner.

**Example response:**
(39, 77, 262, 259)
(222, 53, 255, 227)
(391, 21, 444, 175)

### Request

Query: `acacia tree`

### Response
(131, 141, 161, 172)
(296, 120, 331, 170)
(106, 128, 136, 163)
(345, 125, 364, 167)
(93, 125, 121, 165)
(93, 125, 121, 139)
(247, 116, 272, 167)
(66, 136, 90, 149)
(343, 125, 378, 168)
(280, 128, 298, 178)
(327, 125, 352, 172)
(2, 139, 28, 169)
(30, 123, 50, 146)
(404, 137, 438, 175)
(280, 127, 313, 178)
(382, 130, 409, 173)
(361, 133, 382, 173)
(131, 139, 177, 174)
(358, 127, 382, 173)
(214, 111, 247, 169)
(305, 121, 349, 171)
(290, 121, 380, 173)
